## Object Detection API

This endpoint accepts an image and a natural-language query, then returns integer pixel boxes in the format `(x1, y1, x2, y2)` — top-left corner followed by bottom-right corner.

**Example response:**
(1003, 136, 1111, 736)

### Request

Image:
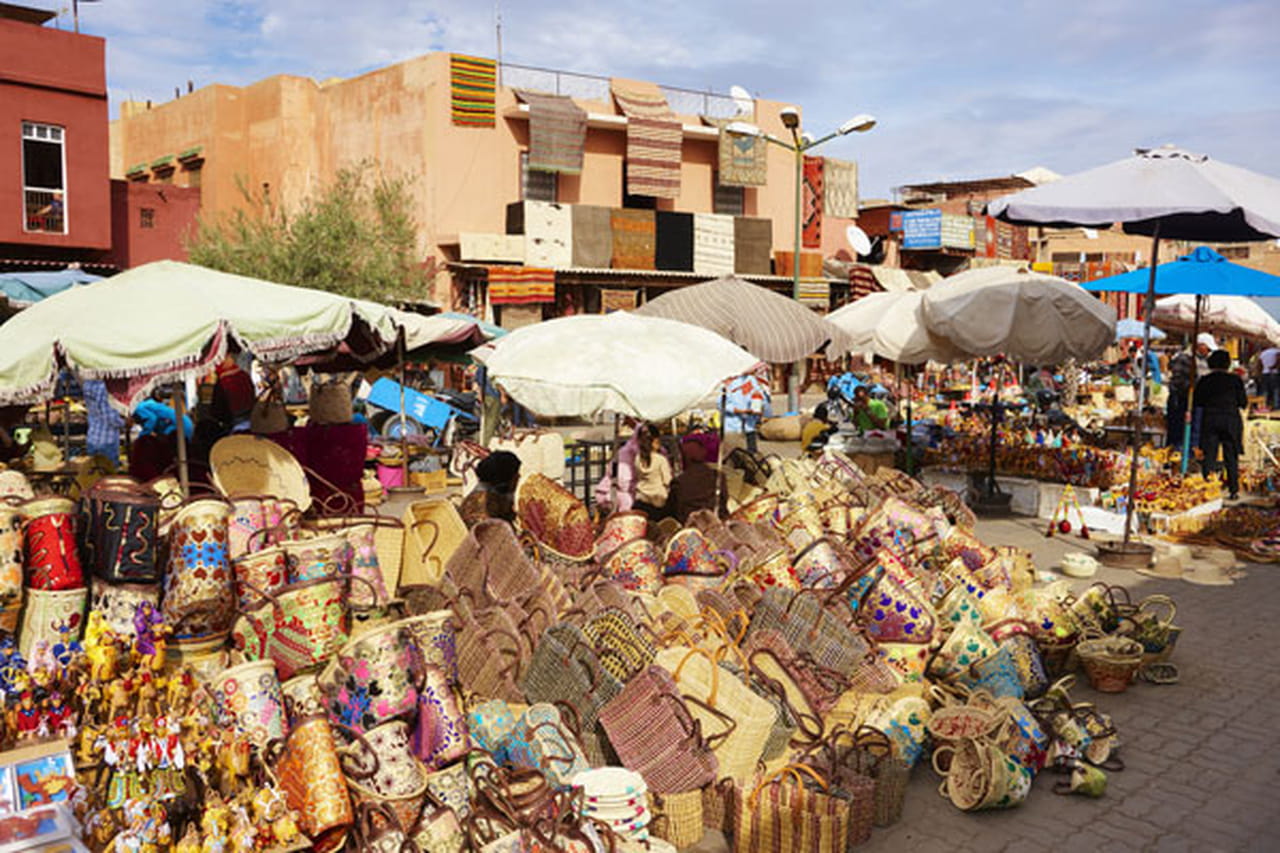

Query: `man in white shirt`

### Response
(1260, 345, 1280, 409)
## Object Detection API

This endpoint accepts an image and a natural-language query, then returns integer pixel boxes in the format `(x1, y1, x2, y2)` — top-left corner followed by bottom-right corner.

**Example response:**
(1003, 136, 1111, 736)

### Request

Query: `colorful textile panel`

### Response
(515, 90, 587, 174)
(796, 278, 831, 308)
(612, 81, 682, 199)
(488, 267, 555, 305)
(802, 155, 824, 248)
(611, 209, 657, 270)
(824, 158, 859, 219)
(710, 119, 767, 187)
(450, 54, 497, 127)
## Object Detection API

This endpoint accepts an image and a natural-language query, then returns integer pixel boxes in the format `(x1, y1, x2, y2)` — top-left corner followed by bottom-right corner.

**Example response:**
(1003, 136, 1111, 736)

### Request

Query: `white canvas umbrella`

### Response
(987, 145, 1280, 552)
(472, 312, 759, 421)
(827, 291, 967, 365)
(920, 266, 1117, 365)
(1151, 294, 1280, 345)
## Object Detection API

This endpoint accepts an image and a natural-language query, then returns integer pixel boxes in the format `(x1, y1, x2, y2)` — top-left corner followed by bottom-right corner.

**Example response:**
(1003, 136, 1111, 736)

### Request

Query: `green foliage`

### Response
(188, 163, 429, 302)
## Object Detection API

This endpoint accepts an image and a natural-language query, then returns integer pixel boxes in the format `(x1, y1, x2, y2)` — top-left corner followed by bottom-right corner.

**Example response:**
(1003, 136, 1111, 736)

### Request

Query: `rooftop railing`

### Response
(498, 62, 743, 119)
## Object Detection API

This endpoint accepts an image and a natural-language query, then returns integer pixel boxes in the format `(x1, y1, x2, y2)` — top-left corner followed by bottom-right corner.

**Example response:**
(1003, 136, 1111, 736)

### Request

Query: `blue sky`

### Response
(57, 0, 1280, 199)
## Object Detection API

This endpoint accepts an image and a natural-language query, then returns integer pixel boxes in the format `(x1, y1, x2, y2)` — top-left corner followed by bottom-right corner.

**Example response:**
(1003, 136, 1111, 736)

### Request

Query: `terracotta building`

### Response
(1, 3, 197, 275)
(0, 2, 110, 268)
(110, 53, 873, 320)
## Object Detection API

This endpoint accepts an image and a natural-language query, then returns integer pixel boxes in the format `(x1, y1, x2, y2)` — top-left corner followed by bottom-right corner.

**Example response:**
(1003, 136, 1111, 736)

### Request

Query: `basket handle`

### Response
(681, 693, 738, 751)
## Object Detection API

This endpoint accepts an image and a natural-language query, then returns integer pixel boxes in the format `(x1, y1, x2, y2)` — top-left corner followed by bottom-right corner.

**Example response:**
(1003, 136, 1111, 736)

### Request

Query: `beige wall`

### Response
(111, 52, 866, 304)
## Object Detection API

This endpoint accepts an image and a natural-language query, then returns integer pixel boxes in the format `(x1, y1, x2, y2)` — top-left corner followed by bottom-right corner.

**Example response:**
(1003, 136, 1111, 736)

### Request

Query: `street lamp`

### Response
(727, 108, 877, 411)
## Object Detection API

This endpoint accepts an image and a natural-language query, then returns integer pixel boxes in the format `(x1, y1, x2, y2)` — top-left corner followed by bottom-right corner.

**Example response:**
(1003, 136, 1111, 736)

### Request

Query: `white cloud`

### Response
(74, 0, 1279, 198)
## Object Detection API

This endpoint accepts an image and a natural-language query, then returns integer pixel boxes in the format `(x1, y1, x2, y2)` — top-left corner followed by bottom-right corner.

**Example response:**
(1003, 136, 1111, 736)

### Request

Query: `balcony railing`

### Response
(24, 188, 65, 234)
(498, 62, 742, 119)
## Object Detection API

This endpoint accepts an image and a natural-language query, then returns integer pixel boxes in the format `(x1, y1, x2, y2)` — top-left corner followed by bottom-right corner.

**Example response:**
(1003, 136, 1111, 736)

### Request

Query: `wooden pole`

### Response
(172, 385, 189, 497)
(1122, 226, 1161, 546)
(398, 336, 409, 487)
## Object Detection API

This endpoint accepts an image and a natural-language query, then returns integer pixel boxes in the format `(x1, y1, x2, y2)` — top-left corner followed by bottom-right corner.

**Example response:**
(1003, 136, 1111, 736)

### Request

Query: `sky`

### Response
(54, 0, 1280, 200)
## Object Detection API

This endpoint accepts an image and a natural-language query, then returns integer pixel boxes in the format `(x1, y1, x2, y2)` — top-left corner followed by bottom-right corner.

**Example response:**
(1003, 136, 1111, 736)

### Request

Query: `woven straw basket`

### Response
(210, 435, 312, 512)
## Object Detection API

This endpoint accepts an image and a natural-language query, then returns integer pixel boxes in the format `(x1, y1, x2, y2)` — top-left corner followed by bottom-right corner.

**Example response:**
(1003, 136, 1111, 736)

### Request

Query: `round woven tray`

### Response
(210, 435, 312, 511)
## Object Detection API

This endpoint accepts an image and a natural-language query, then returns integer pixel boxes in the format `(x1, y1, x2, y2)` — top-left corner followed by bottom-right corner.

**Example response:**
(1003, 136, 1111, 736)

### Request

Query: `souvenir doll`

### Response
(10, 691, 41, 740)
(133, 601, 168, 672)
(84, 612, 122, 684)
(174, 824, 202, 853)
(50, 619, 82, 672)
(45, 690, 74, 738)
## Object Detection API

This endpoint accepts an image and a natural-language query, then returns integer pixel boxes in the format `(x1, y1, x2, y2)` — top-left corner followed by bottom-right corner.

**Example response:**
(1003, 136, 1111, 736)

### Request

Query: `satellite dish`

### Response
(730, 85, 753, 116)
(846, 225, 873, 257)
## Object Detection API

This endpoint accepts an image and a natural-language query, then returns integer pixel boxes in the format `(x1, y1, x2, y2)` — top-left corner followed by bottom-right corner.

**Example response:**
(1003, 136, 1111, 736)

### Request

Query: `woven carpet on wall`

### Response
(734, 217, 773, 275)
(612, 81, 682, 199)
(487, 266, 556, 305)
(611, 209, 657, 270)
(706, 118, 767, 187)
(655, 211, 695, 271)
(571, 205, 614, 268)
(515, 90, 587, 174)
(824, 158, 859, 219)
(693, 213, 736, 275)
(450, 54, 497, 127)
(802, 155, 824, 248)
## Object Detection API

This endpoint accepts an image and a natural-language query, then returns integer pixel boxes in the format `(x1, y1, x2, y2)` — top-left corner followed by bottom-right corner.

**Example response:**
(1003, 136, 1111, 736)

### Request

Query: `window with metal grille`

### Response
(21, 122, 66, 234)
(521, 152, 557, 202)
(140, 208, 155, 229)
(713, 175, 745, 216)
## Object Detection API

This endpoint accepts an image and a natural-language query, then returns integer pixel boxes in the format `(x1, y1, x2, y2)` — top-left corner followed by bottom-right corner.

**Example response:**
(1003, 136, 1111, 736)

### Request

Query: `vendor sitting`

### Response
(850, 384, 891, 432)
(459, 450, 521, 527)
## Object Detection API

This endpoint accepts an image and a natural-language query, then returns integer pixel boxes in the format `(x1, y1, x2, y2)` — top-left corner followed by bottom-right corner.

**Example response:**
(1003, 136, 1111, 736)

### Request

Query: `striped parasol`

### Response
(632, 275, 851, 363)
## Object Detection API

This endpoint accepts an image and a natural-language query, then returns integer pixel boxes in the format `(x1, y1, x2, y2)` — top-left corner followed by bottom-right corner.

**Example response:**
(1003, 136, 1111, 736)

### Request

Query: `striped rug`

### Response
(487, 266, 555, 304)
(796, 278, 831, 308)
(451, 54, 497, 127)
(802, 155, 824, 248)
(612, 81, 682, 199)
(515, 89, 587, 174)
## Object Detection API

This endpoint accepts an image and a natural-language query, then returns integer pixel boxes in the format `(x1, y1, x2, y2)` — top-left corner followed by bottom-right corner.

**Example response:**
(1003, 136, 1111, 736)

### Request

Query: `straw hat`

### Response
(209, 435, 311, 511)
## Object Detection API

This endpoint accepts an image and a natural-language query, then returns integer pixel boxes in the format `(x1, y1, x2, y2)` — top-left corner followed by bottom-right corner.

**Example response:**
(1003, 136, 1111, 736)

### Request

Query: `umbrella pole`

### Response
(172, 385, 189, 498)
(609, 413, 620, 510)
(1123, 227, 1161, 546)
(398, 336, 409, 487)
(714, 388, 726, 514)
(1180, 295, 1203, 476)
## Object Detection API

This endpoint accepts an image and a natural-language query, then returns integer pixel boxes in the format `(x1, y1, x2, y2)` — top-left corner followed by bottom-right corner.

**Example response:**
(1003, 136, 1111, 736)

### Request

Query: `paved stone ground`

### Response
(856, 515, 1280, 852)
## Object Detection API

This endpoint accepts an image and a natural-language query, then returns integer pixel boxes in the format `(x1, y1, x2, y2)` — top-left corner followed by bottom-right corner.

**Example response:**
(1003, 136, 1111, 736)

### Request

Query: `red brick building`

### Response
(1, 3, 196, 273)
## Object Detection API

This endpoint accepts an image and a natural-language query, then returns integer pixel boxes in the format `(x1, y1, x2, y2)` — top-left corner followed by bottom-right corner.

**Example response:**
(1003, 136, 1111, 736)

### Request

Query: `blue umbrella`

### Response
(1114, 317, 1166, 340)
(1087, 246, 1280, 471)
(1083, 246, 1280, 296)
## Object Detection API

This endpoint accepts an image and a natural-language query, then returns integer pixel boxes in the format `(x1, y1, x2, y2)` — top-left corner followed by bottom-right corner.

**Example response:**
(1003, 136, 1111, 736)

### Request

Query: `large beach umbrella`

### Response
(0, 260, 488, 490)
(1115, 318, 1166, 341)
(632, 275, 851, 363)
(920, 266, 1116, 505)
(1151, 294, 1280, 345)
(472, 312, 759, 421)
(827, 290, 967, 365)
(987, 145, 1280, 554)
(920, 266, 1116, 365)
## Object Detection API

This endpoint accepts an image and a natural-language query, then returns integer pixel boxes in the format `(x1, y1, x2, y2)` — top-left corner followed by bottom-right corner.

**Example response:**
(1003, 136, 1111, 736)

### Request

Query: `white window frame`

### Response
(21, 121, 68, 234)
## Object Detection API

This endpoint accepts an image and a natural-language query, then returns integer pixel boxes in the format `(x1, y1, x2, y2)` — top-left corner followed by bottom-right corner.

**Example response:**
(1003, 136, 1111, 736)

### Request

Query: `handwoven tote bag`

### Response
(21, 497, 83, 590)
(658, 645, 778, 785)
(80, 480, 161, 584)
(0, 501, 22, 605)
(411, 663, 470, 769)
(310, 515, 405, 602)
(163, 497, 235, 640)
(733, 764, 851, 853)
(443, 518, 539, 608)
(275, 715, 354, 853)
(520, 623, 621, 766)
(748, 588, 870, 679)
(583, 606, 657, 684)
(402, 498, 468, 590)
(597, 665, 720, 794)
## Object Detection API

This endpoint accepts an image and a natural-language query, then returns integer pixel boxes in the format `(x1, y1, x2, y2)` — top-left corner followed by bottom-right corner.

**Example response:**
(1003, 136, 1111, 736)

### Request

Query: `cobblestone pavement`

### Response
(859, 516, 1280, 853)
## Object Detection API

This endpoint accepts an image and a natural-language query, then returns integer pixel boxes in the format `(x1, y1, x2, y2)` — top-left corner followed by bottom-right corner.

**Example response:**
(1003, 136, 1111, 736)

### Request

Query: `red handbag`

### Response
(21, 497, 83, 591)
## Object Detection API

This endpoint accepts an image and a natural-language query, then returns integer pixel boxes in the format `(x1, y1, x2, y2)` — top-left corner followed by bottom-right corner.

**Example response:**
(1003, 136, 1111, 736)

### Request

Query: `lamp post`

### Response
(728, 110, 876, 412)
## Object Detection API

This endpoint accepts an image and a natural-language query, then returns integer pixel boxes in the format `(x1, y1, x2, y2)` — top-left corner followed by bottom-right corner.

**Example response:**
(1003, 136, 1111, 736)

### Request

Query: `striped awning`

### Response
(632, 274, 852, 362)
